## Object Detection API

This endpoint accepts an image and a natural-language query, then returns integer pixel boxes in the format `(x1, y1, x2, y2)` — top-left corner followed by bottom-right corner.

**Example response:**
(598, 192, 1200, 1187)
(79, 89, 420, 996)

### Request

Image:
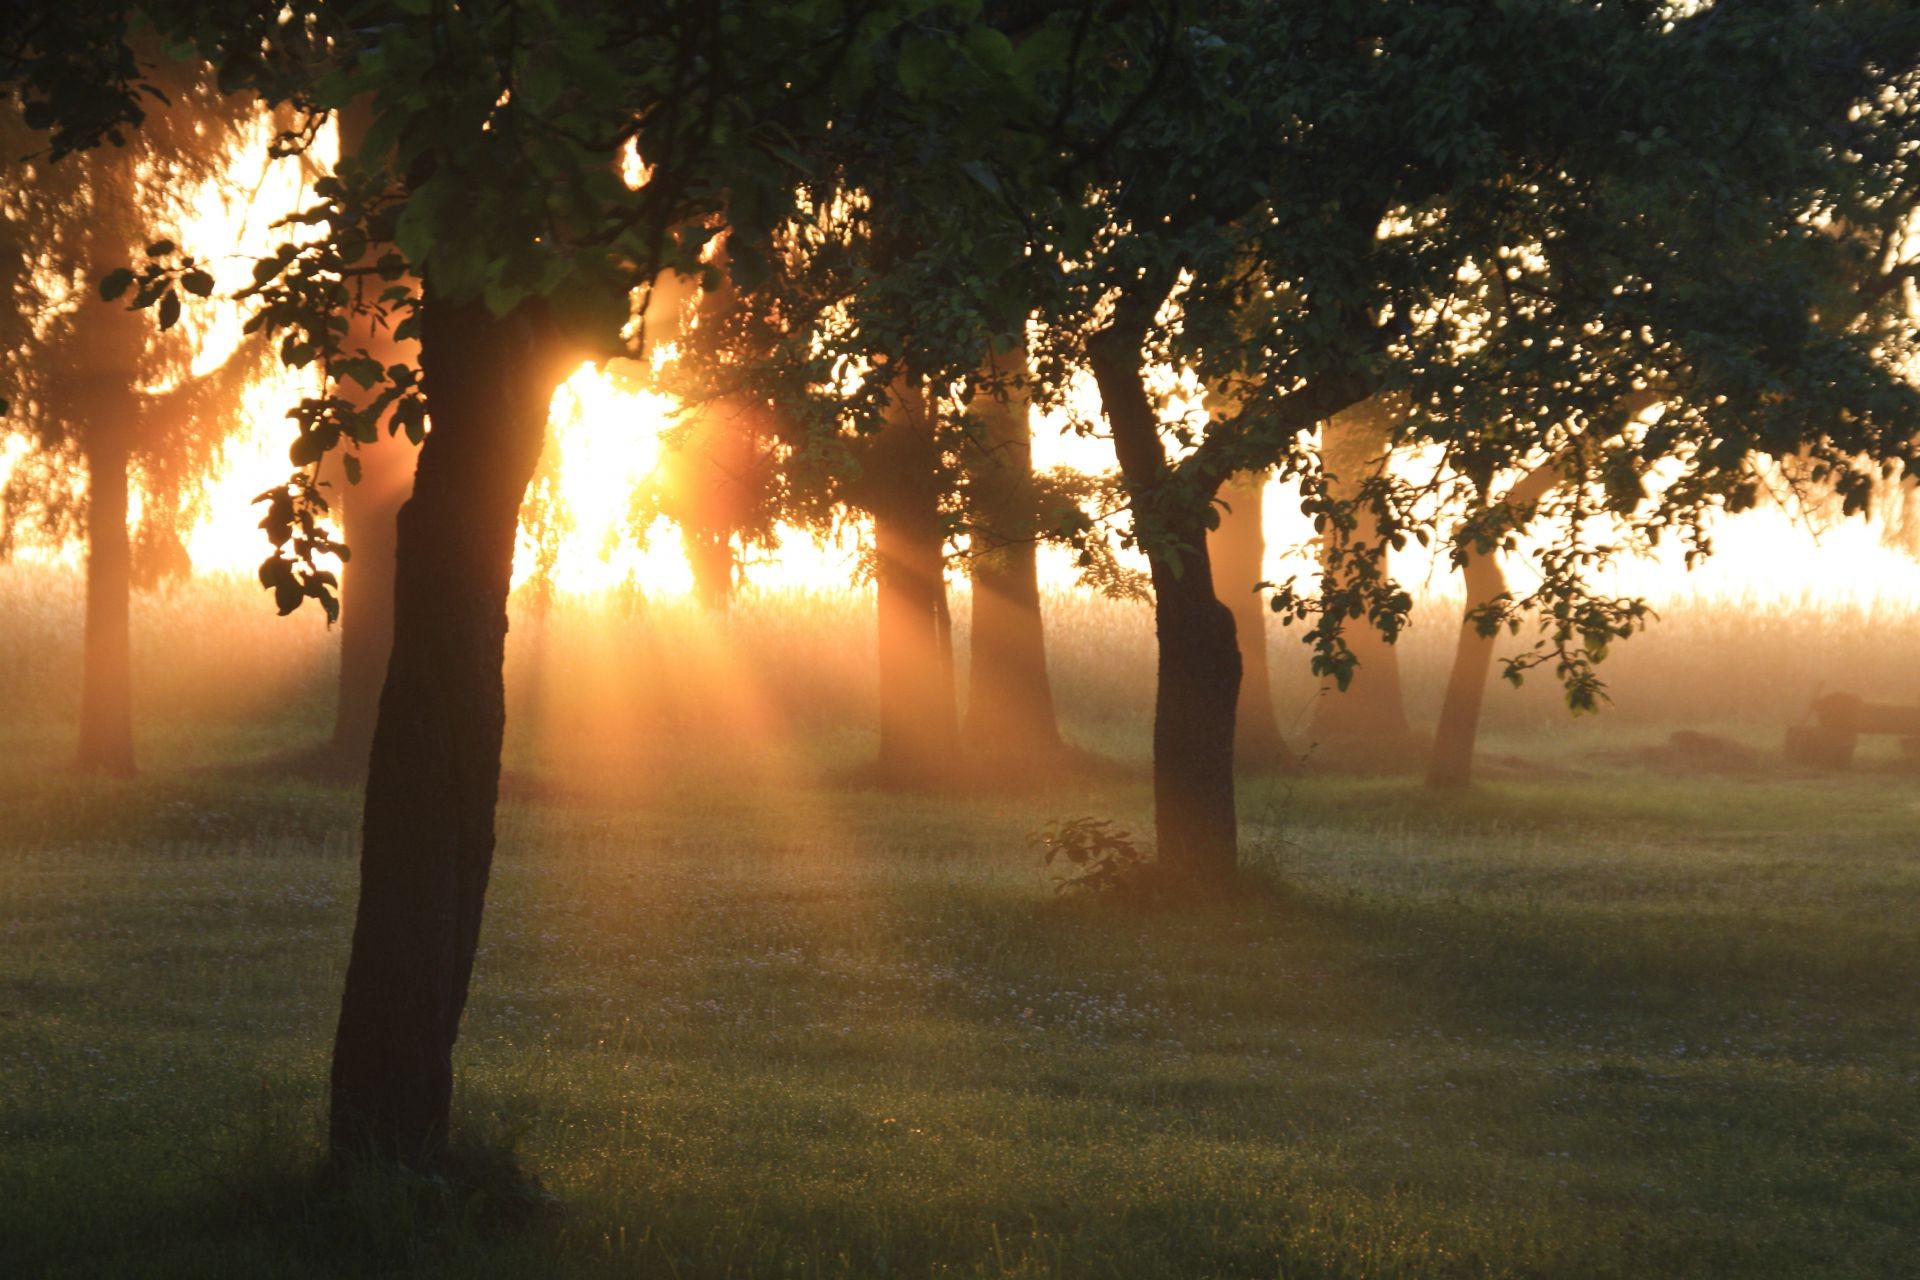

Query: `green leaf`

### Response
(157, 292, 182, 330)
(961, 27, 1015, 75)
(181, 269, 215, 298)
(393, 197, 436, 269)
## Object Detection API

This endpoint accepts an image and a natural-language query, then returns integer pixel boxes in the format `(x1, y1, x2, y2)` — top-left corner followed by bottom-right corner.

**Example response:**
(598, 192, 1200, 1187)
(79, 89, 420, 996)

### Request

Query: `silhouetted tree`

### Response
(1306, 404, 1414, 770)
(1206, 470, 1286, 772)
(961, 348, 1062, 769)
(324, 102, 420, 777)
(0, 53, 263, 774)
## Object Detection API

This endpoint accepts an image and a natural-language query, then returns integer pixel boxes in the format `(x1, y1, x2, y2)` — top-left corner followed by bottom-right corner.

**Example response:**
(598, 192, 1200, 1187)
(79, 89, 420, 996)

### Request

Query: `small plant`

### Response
(1031, 816, 1152, 895)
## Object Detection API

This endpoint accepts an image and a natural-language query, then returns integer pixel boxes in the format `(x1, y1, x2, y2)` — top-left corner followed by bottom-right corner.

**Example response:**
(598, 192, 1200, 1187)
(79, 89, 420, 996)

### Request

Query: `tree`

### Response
(1305, 404, 1414, 769)
(867, 376, 961, 783)
(323, 101, 420, 777)
(138, 0, 946, 1163)
(0, 52, 264, 775)
(960, 345, 1063, 770)
(1040, 1, 1920, 881)
(632, 259, 778, 614)
(1205, 469, 1287, 771)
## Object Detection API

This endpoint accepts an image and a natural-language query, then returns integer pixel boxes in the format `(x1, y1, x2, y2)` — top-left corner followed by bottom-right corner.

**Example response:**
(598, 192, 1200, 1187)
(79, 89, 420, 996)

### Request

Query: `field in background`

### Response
(5, 564, 1920, 773)
(2, 565, 1917, 1277)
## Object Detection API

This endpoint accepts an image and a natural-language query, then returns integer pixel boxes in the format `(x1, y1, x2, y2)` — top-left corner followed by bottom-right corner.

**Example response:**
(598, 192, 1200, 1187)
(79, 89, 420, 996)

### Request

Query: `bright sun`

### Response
(163, 363, 1920, 613)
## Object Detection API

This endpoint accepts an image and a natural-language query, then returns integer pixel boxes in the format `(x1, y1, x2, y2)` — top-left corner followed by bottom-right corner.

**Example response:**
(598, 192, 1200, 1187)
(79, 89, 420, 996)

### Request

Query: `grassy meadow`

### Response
(2, 565, 1918, 1278)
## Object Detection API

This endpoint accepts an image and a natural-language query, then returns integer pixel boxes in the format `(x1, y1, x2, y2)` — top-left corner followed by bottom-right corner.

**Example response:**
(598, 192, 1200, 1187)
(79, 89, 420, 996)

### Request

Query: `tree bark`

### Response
(76, 391, 135, 776)
(328, 292, 565, 1164)
(870, 381, 959, 784)
(1207, 470, 1290, 772)
(962, 353, 1061, 766)
(1309, 403, 1411, 763)
(329, 432, 415, 772)
(1087, 328, 1239, 882)
(1426, 546, 1505, 790)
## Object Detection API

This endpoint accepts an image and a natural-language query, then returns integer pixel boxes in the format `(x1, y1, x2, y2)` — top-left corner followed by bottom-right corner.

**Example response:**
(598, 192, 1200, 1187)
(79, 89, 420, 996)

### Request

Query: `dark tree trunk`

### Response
(1427, 546, 1505, 790)
(1087, 328, 1239, 882)
(962, 355, 1060, 765)
(1309, 404, 1412, 765)
(328, 292, 564, 1165)
(871, 382, 958, 784)
(1148, 544, 1242, 879)
(329, 432, 415, 773)
(76, 394, 135, 776)
(1207, 470, 1290, 772)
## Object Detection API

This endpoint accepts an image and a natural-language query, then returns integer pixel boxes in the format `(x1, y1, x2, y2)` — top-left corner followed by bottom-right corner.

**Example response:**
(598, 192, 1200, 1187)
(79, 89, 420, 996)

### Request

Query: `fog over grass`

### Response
(1, 567, 1917, 1276)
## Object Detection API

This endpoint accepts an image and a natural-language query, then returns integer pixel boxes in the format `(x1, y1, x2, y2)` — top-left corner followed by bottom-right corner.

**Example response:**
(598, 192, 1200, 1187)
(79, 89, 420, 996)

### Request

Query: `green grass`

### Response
(2, 564, 1917, 1276)
(2, 719, 1916, 1278)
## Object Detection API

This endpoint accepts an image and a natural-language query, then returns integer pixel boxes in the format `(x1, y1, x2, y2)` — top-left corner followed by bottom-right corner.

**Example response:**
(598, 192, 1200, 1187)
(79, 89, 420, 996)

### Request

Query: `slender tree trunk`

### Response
(328, 293, 564, 1164)
(1421, 438, 1591, 791)
(1427, 546, 1505, 790)
(1087, 327, 1239, 882)
(871, 382, 958, 784)
(962, 352, 1060, 764)
(1208, 470, 1289, 772)
(326, 100, 420, 775)
(1309, 403, 1411, 762)
(76, 396, 135, 776)
(330, 433, 414, 772)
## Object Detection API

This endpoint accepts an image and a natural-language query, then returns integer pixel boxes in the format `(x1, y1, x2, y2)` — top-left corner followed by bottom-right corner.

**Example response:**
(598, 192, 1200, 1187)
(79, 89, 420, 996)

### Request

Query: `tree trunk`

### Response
(1421, 441, 1586, 791)
(329, 432, 415, 773)
(326, 98, 420, 775)
(962, 353, 1061, 766)
(328, 292, 564, 1164)
(1087, 327, 1239, 882)
(682, 526, 735, 613)
(1148, 544, 1242, 879)
(76, 392, 135, 776)
(1427, 545, 1505, 790)
(871, 381, 958, 784)
(1309, 403, 1412, 765)
(1207, 470, 1290, 772)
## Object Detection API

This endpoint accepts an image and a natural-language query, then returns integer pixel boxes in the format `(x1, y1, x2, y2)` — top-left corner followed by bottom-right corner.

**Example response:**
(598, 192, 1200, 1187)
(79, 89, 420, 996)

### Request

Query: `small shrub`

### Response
(1031, 816, 1152, 895)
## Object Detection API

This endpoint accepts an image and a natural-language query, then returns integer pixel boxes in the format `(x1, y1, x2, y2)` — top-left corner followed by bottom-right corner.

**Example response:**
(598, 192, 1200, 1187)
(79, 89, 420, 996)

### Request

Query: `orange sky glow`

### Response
(2, 108, 1918, 617)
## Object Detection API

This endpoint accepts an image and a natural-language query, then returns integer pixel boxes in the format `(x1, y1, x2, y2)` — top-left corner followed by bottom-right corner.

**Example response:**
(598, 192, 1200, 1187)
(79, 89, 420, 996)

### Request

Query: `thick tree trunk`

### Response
(1148, 545, 1242, 879)
(962, 355, 1060, 765)
(328, 293, 564, 1164)
(871, 382, 958, 783)
(330, 433, 415, 772)
(1207, 470, 1290, 772)
(76, 396, 135, 776)
(1309, 403, 1412, 765)
(1087, 328, 1239, 882)
(1427, 546, 1505, 790)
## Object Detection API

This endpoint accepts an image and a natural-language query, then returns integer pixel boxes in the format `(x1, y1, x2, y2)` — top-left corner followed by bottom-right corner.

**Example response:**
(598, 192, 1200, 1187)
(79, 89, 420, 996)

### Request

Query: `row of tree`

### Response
(7, 0, 1920, 1170)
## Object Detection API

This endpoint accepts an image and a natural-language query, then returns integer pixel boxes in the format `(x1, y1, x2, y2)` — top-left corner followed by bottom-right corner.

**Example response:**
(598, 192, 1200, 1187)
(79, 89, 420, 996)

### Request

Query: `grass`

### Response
(1, 567, 1917, 1276)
